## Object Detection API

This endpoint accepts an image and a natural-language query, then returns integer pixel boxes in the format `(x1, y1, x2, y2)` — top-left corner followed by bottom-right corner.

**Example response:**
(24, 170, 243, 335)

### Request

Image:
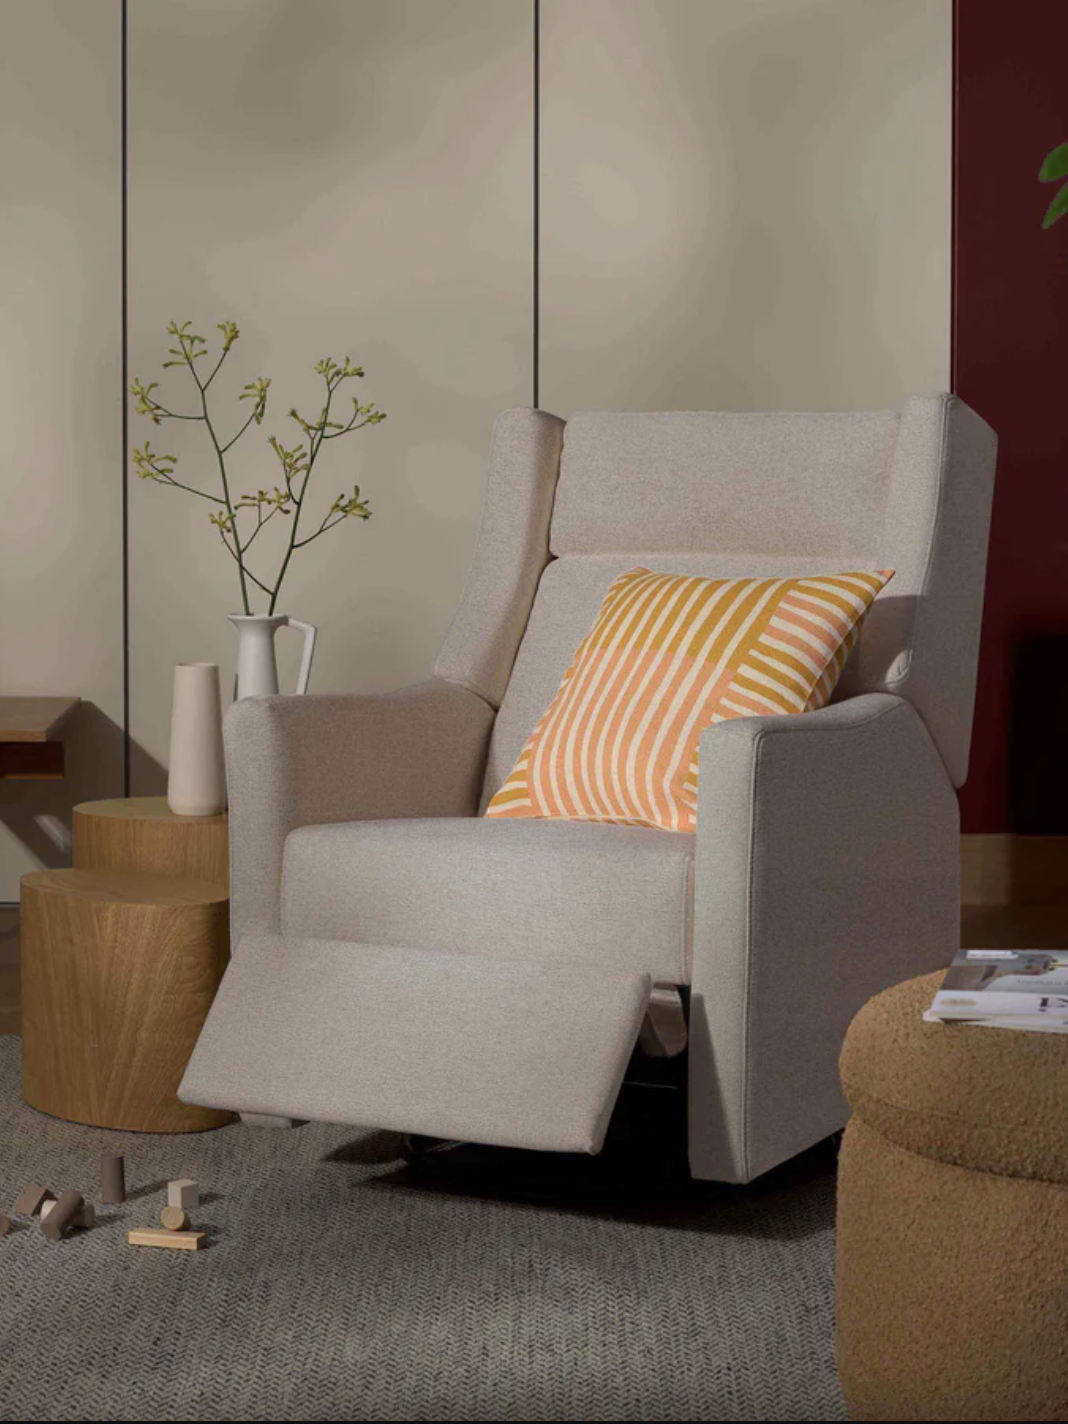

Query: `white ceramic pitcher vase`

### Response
(228, 614, 317, 700)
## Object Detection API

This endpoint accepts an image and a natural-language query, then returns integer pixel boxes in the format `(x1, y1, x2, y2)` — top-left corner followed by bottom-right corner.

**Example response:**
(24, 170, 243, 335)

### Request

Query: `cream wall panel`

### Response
(540, 0, 951, 417)
(127, 0, 532, 782)
(0, 0, 123, 900)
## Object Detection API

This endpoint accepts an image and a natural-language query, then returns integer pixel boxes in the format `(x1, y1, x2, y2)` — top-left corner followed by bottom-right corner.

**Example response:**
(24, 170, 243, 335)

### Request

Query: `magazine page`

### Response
(928, 950, 1068, 1022)
(923, 1010, 1068, 1034)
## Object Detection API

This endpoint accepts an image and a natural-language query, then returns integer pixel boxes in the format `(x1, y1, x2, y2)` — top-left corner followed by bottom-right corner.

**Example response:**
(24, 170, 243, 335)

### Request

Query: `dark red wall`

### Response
(955, 0, 1068, 832)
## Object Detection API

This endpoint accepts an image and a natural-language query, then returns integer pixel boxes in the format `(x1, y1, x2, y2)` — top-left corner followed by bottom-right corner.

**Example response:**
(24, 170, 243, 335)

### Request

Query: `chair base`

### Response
(400, 1067, 843, 1203)
(400, 1076, 691, 1202)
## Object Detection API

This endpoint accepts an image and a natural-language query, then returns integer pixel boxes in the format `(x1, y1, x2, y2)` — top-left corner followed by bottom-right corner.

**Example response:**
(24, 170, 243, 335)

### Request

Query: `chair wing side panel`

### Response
(434, 408, 565, 709)
(839, 394, 997, 788)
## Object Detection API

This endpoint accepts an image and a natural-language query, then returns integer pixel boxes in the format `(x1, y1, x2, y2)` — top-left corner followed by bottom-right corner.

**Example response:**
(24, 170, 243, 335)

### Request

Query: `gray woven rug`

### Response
(0, 1036, 847, 1422)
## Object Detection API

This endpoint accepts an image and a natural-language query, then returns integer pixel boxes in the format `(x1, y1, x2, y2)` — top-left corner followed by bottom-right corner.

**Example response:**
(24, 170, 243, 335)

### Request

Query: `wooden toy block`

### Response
(160, 1205, 189, 1232)
(41, 1190, 84, 1241)
(167, 1179, 198, 1211)
(0, 1212, 9, 1236)
(13, 1183, 54, 1217)
(128, 1227, 205, 1251)
(100, 1153, 125, 1204)
(42, 1198, 94, 1230)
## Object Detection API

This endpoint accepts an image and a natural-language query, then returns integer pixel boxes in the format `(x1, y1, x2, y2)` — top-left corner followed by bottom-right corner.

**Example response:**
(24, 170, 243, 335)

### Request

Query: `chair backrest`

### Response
(433, 395, 997, 803)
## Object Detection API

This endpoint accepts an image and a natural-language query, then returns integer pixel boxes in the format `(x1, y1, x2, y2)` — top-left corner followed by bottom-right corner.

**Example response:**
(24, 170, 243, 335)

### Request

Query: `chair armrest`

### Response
(688, 693, 959, 1184)
(225, 677, 495, 941)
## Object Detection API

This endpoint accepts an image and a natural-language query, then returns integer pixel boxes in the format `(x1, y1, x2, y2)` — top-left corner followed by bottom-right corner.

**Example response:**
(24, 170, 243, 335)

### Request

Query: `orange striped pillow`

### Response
(485, 566, 893, 833)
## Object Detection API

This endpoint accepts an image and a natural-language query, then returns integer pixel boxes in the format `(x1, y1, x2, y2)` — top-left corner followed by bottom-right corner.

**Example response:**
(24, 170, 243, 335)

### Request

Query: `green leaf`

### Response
(1042, 180, 1068, 229)
(1040, 142, 1068, 182)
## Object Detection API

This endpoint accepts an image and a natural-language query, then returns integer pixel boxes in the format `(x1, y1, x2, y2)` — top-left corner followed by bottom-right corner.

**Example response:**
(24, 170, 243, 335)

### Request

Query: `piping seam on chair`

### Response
(680, 855, 694, 984)
(916, 394, 951, 620)
(894, 395, 951, 697)
(435, 674, 499, 714)
(739, 733, 761, 1183)
(755, 697, 904, 746)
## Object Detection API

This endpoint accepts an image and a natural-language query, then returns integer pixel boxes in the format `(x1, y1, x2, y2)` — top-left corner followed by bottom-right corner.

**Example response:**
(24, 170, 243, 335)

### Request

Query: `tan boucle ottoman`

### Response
(836, 971, 1068, 1422)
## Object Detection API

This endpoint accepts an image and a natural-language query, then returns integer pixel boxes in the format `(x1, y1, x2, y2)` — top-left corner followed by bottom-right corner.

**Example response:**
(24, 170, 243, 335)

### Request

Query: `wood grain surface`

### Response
(20, 869, 232, 1132)
(128, 1227, 206, 1251)
(0, 697, 80, 742)
(73, 797, 228, 887)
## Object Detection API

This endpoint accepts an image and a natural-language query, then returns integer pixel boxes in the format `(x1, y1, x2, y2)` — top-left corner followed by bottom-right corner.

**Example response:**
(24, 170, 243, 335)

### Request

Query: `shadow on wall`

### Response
(1008, 632, 1068, 834)
(0, 704, 165, 872)
(130, 738, 167, 798)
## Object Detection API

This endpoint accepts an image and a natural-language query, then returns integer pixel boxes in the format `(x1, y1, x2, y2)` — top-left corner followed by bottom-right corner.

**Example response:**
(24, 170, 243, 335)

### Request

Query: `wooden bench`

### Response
(0, 697, 80, 779)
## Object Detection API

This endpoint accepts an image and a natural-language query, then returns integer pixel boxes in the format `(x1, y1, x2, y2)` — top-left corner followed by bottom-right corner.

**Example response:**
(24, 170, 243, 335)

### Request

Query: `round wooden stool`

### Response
(73, 796, 228, 883)
(20, 798, 233, 1133)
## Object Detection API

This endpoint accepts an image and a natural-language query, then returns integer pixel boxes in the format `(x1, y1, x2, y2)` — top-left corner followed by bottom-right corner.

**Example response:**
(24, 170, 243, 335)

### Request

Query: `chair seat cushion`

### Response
(282, 817, 694, 982)
(840, 972, 1068, 1186)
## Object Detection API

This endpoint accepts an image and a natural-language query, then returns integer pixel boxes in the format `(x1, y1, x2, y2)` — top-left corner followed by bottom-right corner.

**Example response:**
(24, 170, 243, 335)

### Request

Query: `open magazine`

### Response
(924, 950, 1068, 1034)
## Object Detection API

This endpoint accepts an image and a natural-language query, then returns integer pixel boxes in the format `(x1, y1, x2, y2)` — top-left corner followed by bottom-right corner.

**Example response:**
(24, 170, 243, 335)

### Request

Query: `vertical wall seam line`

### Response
(533, 0, 540, 411)
(950, 0, 959, 392)
(121, 0, 130, 796)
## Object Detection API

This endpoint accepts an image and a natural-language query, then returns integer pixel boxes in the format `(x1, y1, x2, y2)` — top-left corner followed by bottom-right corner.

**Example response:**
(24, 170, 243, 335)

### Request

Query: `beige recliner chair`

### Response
(180, 395, 997, 1184)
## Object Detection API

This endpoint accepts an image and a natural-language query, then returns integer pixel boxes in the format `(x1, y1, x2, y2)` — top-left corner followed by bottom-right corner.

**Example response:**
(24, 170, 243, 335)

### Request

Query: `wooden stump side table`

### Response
(20, 798, 234, 1133)
(73, 796, 228, 884)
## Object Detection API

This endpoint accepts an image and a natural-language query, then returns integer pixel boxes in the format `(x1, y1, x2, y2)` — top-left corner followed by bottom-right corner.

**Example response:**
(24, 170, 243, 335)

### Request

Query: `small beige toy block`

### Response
(41, 1190, 84, 1241)
(100, 1153, 125, 1204)
(13, 1183, 55, 1217)
(167, 1179, 199, 1211)
(160, 1205, 189, 1232)
(42, 1199, 94, 1230)
(128, 1227, 206, 1251)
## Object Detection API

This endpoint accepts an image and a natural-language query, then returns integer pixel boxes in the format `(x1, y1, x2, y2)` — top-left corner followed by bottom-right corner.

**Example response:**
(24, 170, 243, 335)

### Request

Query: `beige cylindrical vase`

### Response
(167, 663, 226, 817)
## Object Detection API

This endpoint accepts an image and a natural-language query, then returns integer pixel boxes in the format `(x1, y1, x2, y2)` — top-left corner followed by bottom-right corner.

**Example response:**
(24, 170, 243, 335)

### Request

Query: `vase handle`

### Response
(284, 618, 317, 695)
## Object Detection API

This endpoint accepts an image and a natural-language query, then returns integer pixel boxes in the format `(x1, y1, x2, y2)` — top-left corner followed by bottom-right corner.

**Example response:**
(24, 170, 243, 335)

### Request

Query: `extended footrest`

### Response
(180, 935, 652, 1154)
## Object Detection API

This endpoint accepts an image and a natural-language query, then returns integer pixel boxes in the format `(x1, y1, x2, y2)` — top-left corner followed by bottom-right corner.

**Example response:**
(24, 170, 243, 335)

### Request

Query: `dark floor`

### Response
(0, 907, 17, 1037)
